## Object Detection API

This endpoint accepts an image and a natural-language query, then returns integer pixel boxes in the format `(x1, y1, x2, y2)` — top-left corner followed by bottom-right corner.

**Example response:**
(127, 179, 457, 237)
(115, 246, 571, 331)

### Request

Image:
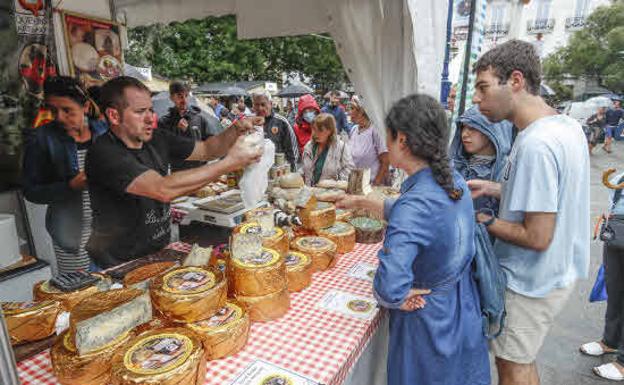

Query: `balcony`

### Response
(527, 18, 555, 34)
(565, 16, 586, 31)
(485, 23, 511, 38)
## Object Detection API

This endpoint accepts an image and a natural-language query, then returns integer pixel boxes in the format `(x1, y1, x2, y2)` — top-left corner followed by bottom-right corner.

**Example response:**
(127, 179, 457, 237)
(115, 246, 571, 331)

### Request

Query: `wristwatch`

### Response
(478, 208, 496, 227)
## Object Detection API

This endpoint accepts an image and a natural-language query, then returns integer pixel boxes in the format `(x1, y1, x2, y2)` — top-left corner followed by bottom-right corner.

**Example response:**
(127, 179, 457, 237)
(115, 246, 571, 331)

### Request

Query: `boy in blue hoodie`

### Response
(450, 106, 513, 214)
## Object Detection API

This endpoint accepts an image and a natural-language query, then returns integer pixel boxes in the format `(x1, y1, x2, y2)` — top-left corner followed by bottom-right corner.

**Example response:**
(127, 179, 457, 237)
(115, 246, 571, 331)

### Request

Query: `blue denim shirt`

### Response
(22, 119, 108, 250)
(374, 168, 475, 309)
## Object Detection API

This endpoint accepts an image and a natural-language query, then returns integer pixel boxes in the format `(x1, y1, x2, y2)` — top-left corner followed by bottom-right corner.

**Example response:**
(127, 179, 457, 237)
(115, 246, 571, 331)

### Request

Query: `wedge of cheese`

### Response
(123, 262, 178, 291)
(70, 289, 152, 356)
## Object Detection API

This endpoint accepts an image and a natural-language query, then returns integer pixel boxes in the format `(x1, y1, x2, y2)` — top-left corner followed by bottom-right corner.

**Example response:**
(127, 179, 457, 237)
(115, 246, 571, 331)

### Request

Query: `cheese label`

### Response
(260, 374, 294, 385)
(346, 299, 373, 313)
(284, 252, 310, 268)
(322, 222, 352, 235)
(124, 333, 193, 375)
(192, 303, 243, 332)
(162, 267, 216, 294)
(297, 236, 330, 250)
(240, 223, 281, 238)
(1, 300, 52, 315)
(233, 248, 280, 268)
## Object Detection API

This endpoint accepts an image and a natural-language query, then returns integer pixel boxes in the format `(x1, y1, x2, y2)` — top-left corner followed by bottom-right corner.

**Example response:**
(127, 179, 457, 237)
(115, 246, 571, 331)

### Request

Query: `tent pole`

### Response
(458, 0, 478, 116)
(440, 0, 454, 108)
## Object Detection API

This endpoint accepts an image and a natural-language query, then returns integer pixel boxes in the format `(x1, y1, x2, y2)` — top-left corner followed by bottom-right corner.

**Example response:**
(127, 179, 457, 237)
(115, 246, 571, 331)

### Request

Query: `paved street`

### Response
(491, 142, 623, 384)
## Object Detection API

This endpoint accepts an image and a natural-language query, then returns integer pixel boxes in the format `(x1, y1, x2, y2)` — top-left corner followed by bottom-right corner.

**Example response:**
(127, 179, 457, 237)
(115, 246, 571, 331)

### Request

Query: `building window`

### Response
(574, 0, 589, 17)
(536, 0, 552, 21)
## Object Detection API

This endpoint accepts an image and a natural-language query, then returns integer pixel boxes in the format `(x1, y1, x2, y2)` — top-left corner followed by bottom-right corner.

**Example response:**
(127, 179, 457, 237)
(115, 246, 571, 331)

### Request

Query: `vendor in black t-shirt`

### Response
(86, 76, 262, 269)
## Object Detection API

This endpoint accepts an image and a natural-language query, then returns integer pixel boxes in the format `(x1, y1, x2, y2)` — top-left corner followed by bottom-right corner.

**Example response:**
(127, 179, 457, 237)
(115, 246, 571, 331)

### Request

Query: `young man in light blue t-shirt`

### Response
(469, 40, 591, 385)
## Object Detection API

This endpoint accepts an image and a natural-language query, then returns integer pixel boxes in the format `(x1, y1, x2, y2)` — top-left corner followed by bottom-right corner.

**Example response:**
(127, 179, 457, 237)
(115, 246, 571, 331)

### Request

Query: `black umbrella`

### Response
(276, 83, 314, 98)
(218, 86, 248, 97)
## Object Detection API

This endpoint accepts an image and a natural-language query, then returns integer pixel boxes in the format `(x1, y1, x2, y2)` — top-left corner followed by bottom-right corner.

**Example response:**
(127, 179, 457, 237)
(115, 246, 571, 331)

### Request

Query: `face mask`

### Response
(303, 111, 316, 123)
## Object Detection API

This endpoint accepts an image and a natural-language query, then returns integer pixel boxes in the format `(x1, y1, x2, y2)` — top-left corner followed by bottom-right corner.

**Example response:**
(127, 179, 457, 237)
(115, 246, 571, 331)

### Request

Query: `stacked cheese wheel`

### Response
(229, 246, 290, 322)
(318, 222, 356, 254)
(234, 222, 289, 257)
(291, 236, 337, 271)
(298, 201, 336, 230)
(2, 300, 61, 345)
(284, 251, 313, 292)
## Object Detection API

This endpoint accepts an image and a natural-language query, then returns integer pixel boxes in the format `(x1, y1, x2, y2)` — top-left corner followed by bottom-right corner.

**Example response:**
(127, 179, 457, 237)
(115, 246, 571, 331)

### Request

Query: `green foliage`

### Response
(543, 0, 624, 94)
(125, 16, 348, 91)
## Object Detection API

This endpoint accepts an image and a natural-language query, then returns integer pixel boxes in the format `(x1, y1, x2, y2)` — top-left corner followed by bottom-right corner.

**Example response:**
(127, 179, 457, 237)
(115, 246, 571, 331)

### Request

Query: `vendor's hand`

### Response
(177, 118, 189, 131)
(336, 195, 362, 210)
(400, 288, 431, 311)
(231, 117, 264, 136)
(467, 180, 501, 199)
(224, 135, 263, 170)
(69, 171, 87, 190)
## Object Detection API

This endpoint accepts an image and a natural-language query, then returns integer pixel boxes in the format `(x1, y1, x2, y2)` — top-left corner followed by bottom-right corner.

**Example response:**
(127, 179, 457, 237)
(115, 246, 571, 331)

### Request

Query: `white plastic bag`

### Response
(240, 133, 275, 208)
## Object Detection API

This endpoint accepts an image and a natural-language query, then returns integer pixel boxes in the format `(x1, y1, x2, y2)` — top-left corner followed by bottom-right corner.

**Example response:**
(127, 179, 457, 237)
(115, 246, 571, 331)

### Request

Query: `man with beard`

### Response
(86, 76, 262, 269)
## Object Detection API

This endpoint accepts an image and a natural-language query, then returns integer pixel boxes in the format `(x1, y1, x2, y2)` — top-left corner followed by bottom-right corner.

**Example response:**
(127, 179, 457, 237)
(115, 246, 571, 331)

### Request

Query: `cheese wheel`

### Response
(33, 273, 112, 312)
(243, 206, 274, 222)
(349, 217, 386, 244)
(51, 329, 134, 385)
(235, 222, 289, 257)
(70, 289, 152, 356)
(110, 328, 206, 385)
(235, 285, 290, 322)
(335, 209, 353, 222)
(124, 262, 178, 291)
(2, 300, 61, 345)
(279, 173, 304, 188)
(315, 188, 346, 203)
(151, 266, 227, 323)
(186, 302, 250, 360)
(298, 201, 336, 230)
(318, 222, 356, 254)
(291, 236, 337, 271)
(316, 179, 337, 189)
(229, 248, 286, 297)
(284, 251, 313, 292)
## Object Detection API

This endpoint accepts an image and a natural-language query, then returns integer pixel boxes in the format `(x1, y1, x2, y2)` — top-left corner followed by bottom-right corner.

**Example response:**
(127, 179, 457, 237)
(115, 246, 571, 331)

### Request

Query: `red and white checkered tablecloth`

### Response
(17, 242, 384, 385)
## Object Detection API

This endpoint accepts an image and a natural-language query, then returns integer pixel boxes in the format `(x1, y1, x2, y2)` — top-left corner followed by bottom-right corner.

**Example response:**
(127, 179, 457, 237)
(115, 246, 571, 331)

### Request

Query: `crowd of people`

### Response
(20, 38, 623, 385)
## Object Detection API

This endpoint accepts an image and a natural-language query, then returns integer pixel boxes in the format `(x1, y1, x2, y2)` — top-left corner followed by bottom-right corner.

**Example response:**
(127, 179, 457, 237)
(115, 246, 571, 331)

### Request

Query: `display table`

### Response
(16, 242, 387, 385)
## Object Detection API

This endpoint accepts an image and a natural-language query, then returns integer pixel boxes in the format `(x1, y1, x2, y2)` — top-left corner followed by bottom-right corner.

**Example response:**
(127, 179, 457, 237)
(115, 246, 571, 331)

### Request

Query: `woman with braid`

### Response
(337, 94, 489, 385)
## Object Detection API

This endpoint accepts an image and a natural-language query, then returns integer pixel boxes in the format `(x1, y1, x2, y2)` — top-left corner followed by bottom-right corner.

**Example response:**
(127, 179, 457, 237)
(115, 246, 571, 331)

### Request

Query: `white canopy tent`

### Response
(58, 0, 448, 132)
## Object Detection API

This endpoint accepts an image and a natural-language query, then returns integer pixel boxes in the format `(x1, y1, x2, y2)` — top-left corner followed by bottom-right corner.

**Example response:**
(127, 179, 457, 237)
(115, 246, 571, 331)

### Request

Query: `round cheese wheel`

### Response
(229, 248, 286, 297)
(33, 273, 112, 312)
(335, 209, 353, 222)
(243, 206, 274, 222)
(284, 251, 313, 292)
(298, 201, 336, 230)
(151, 266, 227, 323)
(279, 173, 304, 189)
(235, 285, 290, 322)
(236, 222, 289, 257)
(291, 236, 337, 271)
(315, 188, 346, 202)
(52, 329, 135, 385)
(124, 262, 178, 290)
(318, 222, 356, 254)
(186, 302, 250, 360)
(2, 300, 60, 345)
(349, 217, 386, 244)
(110, 328, 205, 385)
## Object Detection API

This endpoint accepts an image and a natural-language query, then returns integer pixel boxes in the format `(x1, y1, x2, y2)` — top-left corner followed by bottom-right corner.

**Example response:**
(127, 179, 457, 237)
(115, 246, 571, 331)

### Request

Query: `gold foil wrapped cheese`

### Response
(151, 266, 227, 323)
(235, 222, 289, 257)
(124, 262, 178, 290)
(230, 248, 286, 297)
(318, 222, 356, 254)
(291, 236, 337, 271)
(284, 251, 313, 292)
(298, 201, 336, 230)
(236, 285, 290, 322)
(243, 206, 274, 222)
(186, 302, 250, 360)
(33, 273, 112, 312)
(2, 300, 60, 345)
(335, 209, 353, 222)
(110, 328, 206, 385)
(70, 288, 153, 356)
(51, 329, 134, 385)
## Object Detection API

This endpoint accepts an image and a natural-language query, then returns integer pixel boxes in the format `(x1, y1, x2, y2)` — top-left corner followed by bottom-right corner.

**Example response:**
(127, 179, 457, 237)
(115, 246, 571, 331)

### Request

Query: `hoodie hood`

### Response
(450, 105, 513, 182)
(295, 94, 320, 121)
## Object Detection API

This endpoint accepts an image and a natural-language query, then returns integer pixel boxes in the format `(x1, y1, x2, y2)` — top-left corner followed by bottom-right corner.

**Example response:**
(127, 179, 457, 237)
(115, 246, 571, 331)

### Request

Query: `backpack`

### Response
(472, 222, 507, 339)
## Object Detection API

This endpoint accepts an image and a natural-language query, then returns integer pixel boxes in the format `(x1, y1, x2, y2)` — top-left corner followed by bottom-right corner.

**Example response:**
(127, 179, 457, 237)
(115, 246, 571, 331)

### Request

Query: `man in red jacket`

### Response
(293, 94, 321, 155)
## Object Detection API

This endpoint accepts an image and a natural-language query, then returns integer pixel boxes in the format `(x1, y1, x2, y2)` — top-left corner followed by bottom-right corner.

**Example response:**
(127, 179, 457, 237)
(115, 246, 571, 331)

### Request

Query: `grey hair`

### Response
(251, 90, 272, 102)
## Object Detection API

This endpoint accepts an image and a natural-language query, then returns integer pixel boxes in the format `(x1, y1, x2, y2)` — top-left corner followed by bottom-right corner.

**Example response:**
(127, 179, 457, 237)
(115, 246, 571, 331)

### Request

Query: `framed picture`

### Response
(61, 11, 124, 88)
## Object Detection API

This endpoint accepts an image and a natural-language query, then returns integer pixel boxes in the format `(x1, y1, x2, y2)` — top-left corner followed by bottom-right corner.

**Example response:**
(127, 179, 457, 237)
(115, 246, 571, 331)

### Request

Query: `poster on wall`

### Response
(61, 11, 124, 89)
(14, 0, 57, 98)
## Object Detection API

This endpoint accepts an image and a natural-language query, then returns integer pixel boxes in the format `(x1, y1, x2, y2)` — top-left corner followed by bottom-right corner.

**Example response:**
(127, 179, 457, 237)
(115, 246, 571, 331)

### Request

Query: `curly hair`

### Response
(385, 94, 463, 201)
